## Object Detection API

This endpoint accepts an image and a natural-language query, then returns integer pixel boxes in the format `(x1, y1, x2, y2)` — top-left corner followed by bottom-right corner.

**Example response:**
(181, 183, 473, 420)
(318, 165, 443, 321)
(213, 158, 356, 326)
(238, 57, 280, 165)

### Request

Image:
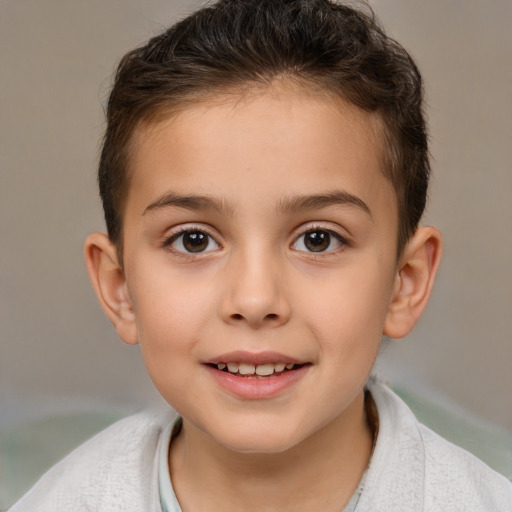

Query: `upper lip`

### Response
(205, 350, 305, 366)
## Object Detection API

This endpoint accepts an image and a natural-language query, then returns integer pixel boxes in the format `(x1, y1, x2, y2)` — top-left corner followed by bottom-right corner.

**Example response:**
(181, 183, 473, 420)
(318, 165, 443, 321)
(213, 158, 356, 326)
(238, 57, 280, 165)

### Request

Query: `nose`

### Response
(219, 248, 291, 329)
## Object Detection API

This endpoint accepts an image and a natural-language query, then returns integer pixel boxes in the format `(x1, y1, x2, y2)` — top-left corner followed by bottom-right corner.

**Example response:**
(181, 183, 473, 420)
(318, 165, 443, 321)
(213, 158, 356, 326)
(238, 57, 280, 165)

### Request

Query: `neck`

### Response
(169, 391, 374, 512)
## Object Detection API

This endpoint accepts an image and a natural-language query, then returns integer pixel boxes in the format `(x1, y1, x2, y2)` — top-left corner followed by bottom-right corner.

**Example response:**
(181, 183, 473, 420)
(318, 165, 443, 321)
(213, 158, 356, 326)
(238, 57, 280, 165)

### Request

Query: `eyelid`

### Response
(291, 222, 350, 253)
(292, 221, 350, 241)
(162, 223, 221, 252)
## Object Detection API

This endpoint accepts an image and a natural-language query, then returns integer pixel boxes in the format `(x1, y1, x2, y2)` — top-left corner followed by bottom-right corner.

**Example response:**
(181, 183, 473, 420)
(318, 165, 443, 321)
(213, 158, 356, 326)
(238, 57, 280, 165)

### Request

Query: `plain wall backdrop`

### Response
(1, 0, 511, 429)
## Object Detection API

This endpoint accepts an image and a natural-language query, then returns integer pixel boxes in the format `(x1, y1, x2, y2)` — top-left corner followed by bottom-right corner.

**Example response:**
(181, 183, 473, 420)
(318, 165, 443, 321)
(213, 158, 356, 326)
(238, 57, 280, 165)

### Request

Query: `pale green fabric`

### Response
(393, 385, 512, 479)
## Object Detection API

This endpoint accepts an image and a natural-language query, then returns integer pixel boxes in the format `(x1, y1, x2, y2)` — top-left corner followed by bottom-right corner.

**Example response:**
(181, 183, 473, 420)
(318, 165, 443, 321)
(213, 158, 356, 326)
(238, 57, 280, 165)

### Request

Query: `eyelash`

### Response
(162, 226, 220, 255)
(291, 226, 349, 254)
(161, 224, 349, 256)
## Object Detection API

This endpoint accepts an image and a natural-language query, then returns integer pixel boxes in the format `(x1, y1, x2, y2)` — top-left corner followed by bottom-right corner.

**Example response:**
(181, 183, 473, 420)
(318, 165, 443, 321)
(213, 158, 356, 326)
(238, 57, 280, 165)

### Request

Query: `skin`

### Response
(85, 84, 442, 511)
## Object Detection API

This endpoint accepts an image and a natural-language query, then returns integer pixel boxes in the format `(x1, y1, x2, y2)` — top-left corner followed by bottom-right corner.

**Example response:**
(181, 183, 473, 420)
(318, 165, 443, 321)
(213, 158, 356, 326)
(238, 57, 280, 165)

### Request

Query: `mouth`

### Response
(206, 361, 307, 378)
(204, 353, 311, 398)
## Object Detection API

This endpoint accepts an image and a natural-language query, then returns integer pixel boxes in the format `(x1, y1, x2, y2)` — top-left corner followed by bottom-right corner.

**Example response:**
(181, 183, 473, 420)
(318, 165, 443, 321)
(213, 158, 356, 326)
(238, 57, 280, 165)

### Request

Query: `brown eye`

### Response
(293, 229, 345, 253)
(304, 230, 330, 252)
(169, 230, 219, 253)
(183, 231, 208, 252)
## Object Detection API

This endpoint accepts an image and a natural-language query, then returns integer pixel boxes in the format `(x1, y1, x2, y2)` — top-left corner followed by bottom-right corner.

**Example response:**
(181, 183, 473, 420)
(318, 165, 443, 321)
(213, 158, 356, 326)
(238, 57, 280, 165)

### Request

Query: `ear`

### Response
(84, 232, 139, 345)
(383, 226, 443, 339)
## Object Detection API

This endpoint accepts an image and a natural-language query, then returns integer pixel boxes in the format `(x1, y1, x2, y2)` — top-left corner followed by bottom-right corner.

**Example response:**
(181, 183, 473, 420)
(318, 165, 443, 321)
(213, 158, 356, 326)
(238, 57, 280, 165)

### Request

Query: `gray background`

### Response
(1, 0, 511, 430)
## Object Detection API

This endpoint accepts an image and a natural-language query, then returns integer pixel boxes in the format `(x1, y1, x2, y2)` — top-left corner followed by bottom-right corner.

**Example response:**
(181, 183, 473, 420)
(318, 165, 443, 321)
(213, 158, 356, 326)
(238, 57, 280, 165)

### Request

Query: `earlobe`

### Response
(84, 233, 139, 345)
(383, 226, 443, 339)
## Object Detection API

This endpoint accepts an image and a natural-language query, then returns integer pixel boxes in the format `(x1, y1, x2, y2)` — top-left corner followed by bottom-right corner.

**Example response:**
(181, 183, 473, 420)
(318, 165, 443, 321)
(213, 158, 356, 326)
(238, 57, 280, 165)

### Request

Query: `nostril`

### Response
(230, 312, 279, 322)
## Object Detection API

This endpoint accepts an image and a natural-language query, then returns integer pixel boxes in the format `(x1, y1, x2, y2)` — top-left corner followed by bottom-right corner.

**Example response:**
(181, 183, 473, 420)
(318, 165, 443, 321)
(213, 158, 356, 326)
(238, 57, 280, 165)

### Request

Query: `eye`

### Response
(292, 229, 345, 253)
(167, 230, 219, 253)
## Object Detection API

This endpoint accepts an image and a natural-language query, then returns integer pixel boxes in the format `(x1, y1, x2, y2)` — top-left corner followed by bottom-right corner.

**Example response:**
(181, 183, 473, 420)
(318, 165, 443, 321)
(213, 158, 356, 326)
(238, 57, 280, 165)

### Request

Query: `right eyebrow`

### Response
(142, 192, 233, 216)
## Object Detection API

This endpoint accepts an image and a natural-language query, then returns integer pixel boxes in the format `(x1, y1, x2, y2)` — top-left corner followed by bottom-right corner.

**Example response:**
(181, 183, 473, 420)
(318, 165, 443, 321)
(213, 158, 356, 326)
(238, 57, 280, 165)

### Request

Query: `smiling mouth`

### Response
(207, 362, 307, 377)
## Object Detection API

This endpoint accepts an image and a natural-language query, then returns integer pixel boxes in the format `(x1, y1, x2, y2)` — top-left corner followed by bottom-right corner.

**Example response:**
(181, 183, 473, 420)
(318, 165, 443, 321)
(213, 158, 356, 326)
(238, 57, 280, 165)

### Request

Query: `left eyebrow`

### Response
(143, 192, 233, 216)
(276, 191, 372, 218)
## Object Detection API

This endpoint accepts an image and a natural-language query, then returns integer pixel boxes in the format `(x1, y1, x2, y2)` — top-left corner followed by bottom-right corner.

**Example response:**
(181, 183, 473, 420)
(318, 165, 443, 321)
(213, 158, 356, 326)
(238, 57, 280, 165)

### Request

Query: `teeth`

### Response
(227, 362, 239, 373)
(218, 362, 297, 376)
(238, 363, 256, 375)
(255, 364, 275, 376)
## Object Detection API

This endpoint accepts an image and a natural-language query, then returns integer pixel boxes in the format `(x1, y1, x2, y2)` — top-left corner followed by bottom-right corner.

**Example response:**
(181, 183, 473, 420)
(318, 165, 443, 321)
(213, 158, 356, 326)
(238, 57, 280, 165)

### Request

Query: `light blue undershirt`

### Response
(158, 418, 182, 512)
(158, 417, 365, 512)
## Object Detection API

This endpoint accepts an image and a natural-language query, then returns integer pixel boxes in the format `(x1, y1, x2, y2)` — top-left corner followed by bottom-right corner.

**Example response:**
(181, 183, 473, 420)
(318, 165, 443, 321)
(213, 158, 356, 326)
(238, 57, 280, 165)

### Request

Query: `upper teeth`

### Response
(218, 362, 295, 375)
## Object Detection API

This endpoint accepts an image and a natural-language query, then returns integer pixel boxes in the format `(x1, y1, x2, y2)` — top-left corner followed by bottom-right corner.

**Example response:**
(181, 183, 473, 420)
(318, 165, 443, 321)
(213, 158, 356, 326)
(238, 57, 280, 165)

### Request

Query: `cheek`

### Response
(132, 280, 218, 408)
(128, 268, 218, 367)
(297, 260, 395, 351)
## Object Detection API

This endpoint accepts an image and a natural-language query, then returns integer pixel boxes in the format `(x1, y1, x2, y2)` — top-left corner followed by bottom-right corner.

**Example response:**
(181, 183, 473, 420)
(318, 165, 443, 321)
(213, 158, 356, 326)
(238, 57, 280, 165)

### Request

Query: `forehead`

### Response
(125, 86, 396, 223)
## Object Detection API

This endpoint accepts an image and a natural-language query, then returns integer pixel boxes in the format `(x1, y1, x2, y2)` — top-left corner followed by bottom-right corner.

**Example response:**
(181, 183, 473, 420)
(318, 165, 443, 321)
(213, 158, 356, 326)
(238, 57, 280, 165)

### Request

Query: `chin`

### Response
(221, 437, 299, 455)
(208, 420, 307, 455)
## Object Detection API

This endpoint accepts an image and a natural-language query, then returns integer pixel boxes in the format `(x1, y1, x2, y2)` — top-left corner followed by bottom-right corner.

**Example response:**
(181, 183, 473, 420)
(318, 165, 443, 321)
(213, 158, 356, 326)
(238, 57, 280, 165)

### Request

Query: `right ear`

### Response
(84, 232, 138, 345)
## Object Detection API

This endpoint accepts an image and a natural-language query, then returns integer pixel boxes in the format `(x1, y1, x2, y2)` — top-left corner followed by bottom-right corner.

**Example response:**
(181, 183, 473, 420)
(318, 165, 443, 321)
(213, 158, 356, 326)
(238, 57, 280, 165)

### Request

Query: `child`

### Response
(10, 0, 512, 510)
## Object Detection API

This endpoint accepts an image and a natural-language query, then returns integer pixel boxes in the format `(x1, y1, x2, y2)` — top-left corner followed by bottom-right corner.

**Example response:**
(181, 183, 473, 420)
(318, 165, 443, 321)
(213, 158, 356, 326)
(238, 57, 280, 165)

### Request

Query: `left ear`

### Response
(383, 226, 443, 339)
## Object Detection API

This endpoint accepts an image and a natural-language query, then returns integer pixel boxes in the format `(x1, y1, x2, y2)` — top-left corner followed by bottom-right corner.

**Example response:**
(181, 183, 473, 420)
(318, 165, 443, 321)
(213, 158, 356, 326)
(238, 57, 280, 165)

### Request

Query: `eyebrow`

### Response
(277, 191, 372, 218)
(143, 192, 233, 216)
(143, 190, 372, 218)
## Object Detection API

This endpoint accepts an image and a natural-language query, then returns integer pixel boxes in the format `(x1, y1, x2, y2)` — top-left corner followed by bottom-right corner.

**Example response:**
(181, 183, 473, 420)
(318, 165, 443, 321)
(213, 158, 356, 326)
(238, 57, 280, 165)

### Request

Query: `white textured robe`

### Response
(9, 381, 512, 511)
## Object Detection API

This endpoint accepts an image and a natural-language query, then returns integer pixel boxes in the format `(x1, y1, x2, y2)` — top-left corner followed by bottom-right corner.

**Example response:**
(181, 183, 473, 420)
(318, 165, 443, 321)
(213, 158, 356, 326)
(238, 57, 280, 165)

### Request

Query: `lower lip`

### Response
(204, 365, 310, 399)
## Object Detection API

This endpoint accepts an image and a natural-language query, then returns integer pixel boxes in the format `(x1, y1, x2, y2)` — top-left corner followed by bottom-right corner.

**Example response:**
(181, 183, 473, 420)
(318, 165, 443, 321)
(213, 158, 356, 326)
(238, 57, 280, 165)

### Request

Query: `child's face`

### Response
(121, 86, 400, 453)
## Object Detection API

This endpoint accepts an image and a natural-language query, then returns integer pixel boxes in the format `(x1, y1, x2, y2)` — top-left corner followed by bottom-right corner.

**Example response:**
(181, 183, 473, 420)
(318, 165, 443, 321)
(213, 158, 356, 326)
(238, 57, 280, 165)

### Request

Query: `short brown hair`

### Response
(98, 0, 429, 255)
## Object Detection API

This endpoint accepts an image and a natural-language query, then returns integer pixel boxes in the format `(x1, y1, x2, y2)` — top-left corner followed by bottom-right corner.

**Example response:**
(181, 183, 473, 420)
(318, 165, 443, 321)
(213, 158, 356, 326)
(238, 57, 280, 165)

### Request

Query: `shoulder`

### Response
(360, 379, 512, 512)
(8, 407, 177, 512)
(418, 423, 512, 511)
